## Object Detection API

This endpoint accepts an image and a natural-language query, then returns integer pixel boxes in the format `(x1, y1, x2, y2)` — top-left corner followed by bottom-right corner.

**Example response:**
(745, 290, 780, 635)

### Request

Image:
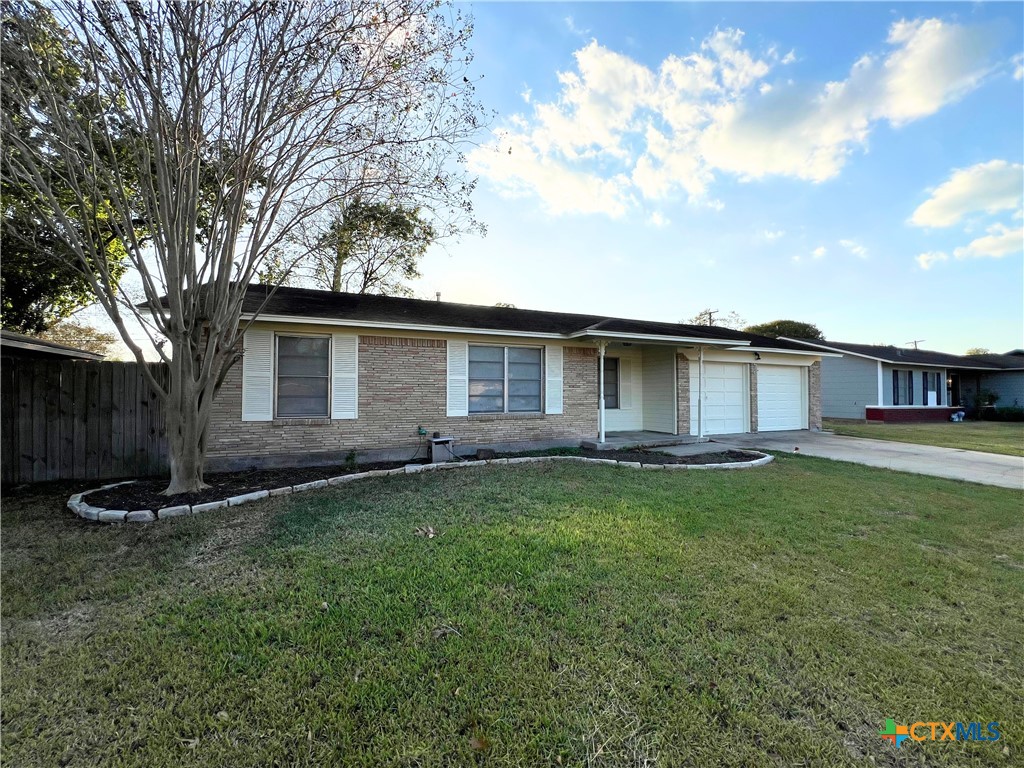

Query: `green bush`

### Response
(981, 406, 1024, 422)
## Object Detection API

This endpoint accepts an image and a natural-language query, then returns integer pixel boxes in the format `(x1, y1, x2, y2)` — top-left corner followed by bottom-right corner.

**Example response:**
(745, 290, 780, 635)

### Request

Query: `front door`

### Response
(947, 373, 961, 407)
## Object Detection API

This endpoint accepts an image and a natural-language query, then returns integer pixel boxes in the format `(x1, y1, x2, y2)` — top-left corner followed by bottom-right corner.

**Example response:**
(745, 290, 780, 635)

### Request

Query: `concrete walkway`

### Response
(659, 431, 1024, 490)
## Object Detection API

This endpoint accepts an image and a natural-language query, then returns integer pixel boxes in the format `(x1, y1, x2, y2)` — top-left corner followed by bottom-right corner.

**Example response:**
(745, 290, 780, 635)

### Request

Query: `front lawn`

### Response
(824, 418, 1024, 457)
(3, 458, 1022, 767)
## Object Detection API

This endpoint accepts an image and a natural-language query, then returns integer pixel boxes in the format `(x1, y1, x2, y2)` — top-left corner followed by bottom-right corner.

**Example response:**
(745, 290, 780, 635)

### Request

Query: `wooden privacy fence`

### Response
(1, 360, 169, 485)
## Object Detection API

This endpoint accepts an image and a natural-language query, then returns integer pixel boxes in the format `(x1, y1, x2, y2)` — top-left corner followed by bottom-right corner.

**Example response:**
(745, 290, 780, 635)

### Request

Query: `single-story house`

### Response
(0, 329, 104, 361)
(204, 286, 828, 470)
(781, 339, 1024, 422)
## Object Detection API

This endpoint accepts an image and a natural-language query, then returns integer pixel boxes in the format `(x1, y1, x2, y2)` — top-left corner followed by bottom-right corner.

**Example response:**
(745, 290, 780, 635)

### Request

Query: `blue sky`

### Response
(409, 1, 1024, 353)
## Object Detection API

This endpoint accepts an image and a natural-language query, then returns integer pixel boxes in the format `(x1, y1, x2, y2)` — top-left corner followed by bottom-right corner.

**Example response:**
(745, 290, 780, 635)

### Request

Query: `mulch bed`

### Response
(82, 448, 765, 512)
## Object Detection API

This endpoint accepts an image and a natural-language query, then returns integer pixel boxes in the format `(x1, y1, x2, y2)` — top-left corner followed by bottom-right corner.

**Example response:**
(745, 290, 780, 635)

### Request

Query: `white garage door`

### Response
(757, 366, 805, 431)
(698, 363, 747, 434)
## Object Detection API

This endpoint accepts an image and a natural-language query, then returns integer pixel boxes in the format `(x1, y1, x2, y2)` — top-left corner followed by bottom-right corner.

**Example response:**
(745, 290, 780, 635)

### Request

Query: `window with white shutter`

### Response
(241, 329, 274, 421)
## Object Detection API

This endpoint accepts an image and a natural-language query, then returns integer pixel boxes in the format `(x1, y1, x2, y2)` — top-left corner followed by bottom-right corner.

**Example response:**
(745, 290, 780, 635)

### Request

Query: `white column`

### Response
(697, 346, 705, 439)
(876, 360, 884, 406)
(598, 341, 606, 443)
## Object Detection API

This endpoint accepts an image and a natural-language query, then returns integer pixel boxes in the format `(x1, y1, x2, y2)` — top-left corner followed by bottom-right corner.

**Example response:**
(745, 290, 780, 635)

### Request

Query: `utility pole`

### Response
(705, 309, 718, 326)
(906, 339, 925, 350)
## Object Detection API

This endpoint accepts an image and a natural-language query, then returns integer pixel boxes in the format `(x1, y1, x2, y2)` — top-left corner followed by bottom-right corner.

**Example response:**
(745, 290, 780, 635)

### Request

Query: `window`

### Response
(923, 372, 940, 405)
(602, 357, 620, 409)
(468, 345, 542, 413)
(892, 369, 914, 406)
(276, 335, 330, 417)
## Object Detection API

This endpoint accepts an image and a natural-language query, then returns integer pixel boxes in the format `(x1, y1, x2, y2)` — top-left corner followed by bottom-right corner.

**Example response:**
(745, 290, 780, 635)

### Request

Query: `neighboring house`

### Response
(782, 339, 1024, 422)
(0, 330, 105, 361)
(204, 286, 827, 470)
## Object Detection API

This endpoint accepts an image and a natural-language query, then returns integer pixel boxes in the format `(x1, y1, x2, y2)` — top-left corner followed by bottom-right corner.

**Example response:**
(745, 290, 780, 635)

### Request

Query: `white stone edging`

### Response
(67, 452, 774, 524)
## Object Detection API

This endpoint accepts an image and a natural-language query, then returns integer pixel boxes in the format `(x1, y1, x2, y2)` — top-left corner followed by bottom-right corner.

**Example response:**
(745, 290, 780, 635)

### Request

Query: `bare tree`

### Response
(2, 0, 483, 492)
(683, 308, 746, 329)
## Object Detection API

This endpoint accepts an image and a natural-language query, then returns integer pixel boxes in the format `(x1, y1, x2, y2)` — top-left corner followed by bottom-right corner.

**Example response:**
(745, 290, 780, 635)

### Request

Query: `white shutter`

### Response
(545, 345, 563, 414)
(241, 329, 274, 421)
(331, 333, 358, 419)
(620, 358, 633, 409)
(447, 339, 468, 417)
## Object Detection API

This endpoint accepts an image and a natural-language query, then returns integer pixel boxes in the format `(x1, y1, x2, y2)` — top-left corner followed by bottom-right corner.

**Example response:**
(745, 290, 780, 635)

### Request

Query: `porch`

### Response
(581, 430, 706, 451)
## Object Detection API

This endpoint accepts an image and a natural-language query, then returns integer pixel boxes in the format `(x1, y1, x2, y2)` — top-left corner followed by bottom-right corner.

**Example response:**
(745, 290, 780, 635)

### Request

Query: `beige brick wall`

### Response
(748, 364, 759, 433)
(207, 335, 599, 464)
(809, 360, 822, 430)
(676, 354, 691, 436)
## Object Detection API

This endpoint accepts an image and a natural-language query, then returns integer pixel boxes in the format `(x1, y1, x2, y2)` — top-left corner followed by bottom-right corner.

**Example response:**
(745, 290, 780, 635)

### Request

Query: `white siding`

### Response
(641, 346, 676, 433)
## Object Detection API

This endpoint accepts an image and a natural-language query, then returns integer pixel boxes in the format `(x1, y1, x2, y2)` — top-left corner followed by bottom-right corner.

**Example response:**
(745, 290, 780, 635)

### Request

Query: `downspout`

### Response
(598, 341, 607, 444)
(697, 346, 705, 440)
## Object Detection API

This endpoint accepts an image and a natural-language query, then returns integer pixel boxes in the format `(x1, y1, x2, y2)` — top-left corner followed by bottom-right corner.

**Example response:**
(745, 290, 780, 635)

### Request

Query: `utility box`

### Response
(428, 436, 456, 463)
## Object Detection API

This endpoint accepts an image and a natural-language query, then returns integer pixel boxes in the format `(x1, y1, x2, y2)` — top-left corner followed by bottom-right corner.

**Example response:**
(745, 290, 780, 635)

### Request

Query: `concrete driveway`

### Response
(667, 430, 1024, 490)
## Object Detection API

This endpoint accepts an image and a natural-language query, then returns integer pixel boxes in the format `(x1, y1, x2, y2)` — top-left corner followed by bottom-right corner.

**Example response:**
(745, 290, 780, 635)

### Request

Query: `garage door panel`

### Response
(699, 363, 747, 434)
(757, 366, 804, 431)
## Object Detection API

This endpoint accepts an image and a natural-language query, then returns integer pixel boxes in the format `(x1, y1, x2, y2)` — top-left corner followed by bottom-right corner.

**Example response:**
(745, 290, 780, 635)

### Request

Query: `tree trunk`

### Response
(162, 396, 212, 494)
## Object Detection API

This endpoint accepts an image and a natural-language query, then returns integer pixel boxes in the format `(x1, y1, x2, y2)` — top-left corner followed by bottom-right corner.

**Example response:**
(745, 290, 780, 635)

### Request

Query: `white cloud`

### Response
(470, 18, 1000, 218)
(953, 223, 1024, 260)
(647, 211, 671, 228)
(812, 246, 827, 259)
(763, 229, 786, 240)
(916, 251, 949, 270)
(910, 160, 1024, 228)
(839, 239, 868, 257)
(520, 86, 532, 104)
(1012, 52, 1023, 80)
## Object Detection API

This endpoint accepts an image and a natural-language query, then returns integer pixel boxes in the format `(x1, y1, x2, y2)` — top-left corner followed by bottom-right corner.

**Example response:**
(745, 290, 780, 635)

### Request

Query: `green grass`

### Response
(3, 459, 1022, 767)
(824, 419, 1024, 457)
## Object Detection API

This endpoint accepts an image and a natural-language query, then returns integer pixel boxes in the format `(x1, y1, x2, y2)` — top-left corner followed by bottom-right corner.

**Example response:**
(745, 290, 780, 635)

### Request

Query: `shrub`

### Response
(980, 406, 1024, 422)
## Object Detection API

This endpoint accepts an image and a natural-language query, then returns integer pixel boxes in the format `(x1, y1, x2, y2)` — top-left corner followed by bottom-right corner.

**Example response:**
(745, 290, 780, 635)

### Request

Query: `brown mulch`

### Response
(85, 460, 415, 511)
(81, 448, 765, 512)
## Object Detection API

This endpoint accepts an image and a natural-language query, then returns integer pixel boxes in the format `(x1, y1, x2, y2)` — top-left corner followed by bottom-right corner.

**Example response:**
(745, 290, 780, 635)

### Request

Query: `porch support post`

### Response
(697, 346, 705, 439)
(876, 360, 884, 406)
(598, 340, 607, 444)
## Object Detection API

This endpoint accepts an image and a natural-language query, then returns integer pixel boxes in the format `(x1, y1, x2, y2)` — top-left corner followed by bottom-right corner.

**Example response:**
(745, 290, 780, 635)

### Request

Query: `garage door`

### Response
(757, 366, 804, 431)
(700, 363, 747, 434)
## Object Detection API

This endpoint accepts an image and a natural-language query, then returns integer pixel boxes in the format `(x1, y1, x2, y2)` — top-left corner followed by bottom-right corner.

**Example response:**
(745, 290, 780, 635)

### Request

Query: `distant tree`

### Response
(494, 302, 516, 308)
(745, 320, 825, 340)
(684, 308, 746, 329)
(965, 347, 991, 356)
(0, 1, 132, 332)
(37, 321, 116, 357)
(303, 198, 434, 296)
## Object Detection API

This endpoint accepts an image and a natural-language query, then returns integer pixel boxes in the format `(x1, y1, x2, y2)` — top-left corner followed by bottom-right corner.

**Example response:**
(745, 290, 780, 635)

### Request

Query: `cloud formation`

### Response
(910, 161, 1023, 269)
(910, 160, 1023, 227)
(470, 18, 1001, 218)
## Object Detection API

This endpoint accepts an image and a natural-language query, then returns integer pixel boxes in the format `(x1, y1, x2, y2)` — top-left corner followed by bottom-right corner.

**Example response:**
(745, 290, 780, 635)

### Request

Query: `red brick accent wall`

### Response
(865, 407, 959, 423)
(206, 338, 599, 462)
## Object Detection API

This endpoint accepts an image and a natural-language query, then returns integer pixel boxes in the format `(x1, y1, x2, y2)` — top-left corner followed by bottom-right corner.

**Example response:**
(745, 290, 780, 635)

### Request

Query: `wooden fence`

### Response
(1, 360, 168, 485)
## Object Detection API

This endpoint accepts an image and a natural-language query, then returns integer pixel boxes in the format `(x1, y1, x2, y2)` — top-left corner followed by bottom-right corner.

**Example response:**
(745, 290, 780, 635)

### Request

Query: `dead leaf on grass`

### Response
(414, 525, 438, 538)
(432, 624, 461, 639)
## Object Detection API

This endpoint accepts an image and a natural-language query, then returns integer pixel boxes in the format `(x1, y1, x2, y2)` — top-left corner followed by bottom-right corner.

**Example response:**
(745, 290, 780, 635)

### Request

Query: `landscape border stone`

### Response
(66, 451, 774, 524)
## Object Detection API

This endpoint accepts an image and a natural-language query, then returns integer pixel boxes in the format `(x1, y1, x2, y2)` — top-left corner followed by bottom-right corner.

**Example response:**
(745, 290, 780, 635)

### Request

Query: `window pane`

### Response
(468, 360, 504, 379)
(277, 376, 328, 416)
(509, 379, 541, 396)
(469, 345, 504, 362)
(603, 358, 620, 409)
(508, 347, 541, 364)
(469, 380, 504, 398)
(469, 395, 504, 413)
(278, 336, 329, 376)
(509, 395, 541, 412)
(508, 362, 541, 380)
